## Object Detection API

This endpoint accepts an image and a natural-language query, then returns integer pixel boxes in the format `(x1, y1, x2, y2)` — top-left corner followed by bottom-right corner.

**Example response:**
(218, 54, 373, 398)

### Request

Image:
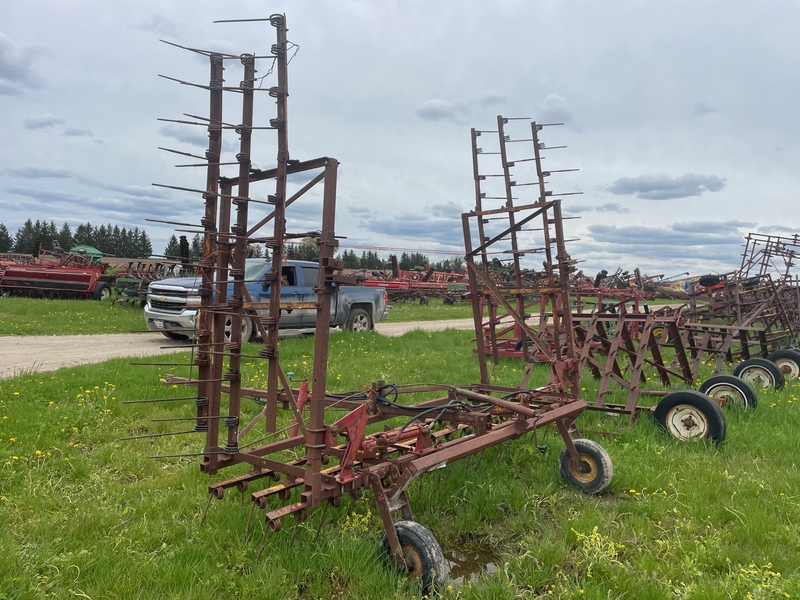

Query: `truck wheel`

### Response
(225, 316, 253, 344)
(93, 282, 112, 301)
(162, 331, 190, 341)
(346, 308, 372, 332)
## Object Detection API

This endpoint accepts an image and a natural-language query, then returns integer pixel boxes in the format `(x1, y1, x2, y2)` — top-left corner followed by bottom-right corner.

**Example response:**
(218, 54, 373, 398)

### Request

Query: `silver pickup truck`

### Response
(144, 259, 388, 342)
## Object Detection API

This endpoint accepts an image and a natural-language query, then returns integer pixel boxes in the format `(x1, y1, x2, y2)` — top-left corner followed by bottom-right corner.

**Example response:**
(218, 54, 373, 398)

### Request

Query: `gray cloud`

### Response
(131, 15, 179, 37)
(563, 203, 630, 214)
(23, 114, 65, 130)
(431, 201, 464, 218)
(0, 33, 45, 95)
(588, 223, 743, 247)
(692, 102, 719, 117)
(478, 92, 507, 107)
(536, 94, 575, 127)
(415, 98, 470, 124)
(607, 173, 726, 200)
(595, 203, 631, 213)
(5, 166, 72, 179)
(63, 127, 93, 138)
(158, 123, 209, 148)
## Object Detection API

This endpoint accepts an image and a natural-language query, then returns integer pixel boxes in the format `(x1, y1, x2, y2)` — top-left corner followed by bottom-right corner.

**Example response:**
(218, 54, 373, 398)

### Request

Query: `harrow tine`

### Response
(243, 501, 258, 541)
(199, 493, 215, 526)
(313, 502, 330, 542)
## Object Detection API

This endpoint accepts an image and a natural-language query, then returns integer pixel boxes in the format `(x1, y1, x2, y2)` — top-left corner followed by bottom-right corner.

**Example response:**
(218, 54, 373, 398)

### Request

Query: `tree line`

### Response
(0, 220, 153, 258)
(1, 221, 464, 273)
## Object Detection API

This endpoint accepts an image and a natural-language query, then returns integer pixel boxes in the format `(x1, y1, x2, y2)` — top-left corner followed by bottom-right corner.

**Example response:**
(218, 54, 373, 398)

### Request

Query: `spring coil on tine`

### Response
(224, 416, 239, 428)
(270, 43, 285, 58)
(208, 78, 223, 89)
(195, 397, 209, 408)
(258, 346, 276, 359)
(269, 14, 284, 27)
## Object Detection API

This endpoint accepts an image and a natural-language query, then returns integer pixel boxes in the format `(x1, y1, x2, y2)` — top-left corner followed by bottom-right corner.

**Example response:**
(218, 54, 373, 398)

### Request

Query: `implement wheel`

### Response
(654, 390, 726, 444)
(699, 374, 758, 410)
(558, 438, 613, 495)
(733, 358, 785, 390)
(381, 521, 448, 592)
(766, 349, 800, 380)
(92, 282, 112, 301)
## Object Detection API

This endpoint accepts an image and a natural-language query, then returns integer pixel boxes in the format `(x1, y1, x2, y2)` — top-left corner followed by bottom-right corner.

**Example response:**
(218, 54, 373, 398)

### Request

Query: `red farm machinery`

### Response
(126, 16, 615, 590)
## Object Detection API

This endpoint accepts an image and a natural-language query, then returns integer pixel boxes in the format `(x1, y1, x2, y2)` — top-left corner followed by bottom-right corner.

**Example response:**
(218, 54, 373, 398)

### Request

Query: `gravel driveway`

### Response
(0, 319, 475, 380)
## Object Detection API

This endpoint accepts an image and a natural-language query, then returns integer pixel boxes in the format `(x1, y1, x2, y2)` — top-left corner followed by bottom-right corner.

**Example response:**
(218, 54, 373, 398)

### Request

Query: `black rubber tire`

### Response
(380, 521, 448, 592)
(766, 349, 800, 380)
(698, 374, 758, 410)
(162, 331, 190, 341)
(92, 282, 112, 301)
(346, 307, 372, 332)
(733, 358, 785, 391)
(224, 316, 253, 344)
(558, 438, 613, 495)
(698, 275, 721, 288)
(418, 295, 429, 306)
(653, 390, 727, 444)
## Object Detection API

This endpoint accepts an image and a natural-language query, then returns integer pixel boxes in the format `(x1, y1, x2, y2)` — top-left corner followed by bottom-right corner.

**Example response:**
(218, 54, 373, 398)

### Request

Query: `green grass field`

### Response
(0, 296, 472, 337)
(0, 298, 800, 599)
(2, 320, 800, 598)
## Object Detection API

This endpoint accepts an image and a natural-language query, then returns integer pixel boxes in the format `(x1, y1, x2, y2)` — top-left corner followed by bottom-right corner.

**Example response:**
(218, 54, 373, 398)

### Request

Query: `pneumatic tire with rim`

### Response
(733, 358, 785, 390)
(224, 316, 253, 344)
(380, 520, 448, 592)
(346, 307, 372, 332)
(653, 390, 726, 444)
(766, 349, 800, 380)
(162, 331, 190, 341)
(698, 374, 758, 410)
(93, 282, 112, 301)
(558, 438, 613, 495)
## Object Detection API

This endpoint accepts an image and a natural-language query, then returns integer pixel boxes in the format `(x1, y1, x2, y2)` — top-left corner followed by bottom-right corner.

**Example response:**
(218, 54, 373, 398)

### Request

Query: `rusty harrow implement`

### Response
(466, 117, 768, 444)
(126, 17, 614, 589)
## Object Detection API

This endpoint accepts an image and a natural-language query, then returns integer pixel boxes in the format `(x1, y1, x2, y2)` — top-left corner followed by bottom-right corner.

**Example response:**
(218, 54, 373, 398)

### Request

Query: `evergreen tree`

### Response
(57, 222, 74, 250)
(190, 234, 203, 259)
(74, 222, 94, 246)
(300, 236, 319, 262)
(13, 219, 36, 254)
(0, 223, 12, 252)
(163, 235, 181, 258)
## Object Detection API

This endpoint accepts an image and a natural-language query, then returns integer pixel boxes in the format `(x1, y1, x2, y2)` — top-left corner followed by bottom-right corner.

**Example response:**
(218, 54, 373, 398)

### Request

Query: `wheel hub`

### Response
(666, 404, 709, 441)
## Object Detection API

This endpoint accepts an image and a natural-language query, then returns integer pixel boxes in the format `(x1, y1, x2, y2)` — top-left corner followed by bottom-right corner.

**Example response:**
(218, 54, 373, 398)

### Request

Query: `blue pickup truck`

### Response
(144, 259, 388, 343)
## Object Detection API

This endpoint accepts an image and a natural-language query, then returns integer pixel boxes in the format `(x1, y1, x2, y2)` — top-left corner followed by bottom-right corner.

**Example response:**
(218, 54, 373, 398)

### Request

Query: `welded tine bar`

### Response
(120, 430, 200, 441)
(122, 396, 200, 404)
(158, 146, 209, 160)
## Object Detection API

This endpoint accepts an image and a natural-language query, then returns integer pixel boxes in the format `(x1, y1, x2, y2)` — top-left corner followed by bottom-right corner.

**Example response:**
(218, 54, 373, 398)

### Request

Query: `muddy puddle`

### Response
(443, 547, 500, 584)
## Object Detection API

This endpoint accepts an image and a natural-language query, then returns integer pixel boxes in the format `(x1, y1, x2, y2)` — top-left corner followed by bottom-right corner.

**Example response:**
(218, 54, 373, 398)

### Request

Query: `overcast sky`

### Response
(2, 0, 799, 278)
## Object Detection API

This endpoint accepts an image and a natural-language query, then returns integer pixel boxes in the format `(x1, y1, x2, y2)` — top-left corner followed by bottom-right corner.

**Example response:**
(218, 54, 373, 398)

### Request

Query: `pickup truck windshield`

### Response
(244, 260, 269, 282)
